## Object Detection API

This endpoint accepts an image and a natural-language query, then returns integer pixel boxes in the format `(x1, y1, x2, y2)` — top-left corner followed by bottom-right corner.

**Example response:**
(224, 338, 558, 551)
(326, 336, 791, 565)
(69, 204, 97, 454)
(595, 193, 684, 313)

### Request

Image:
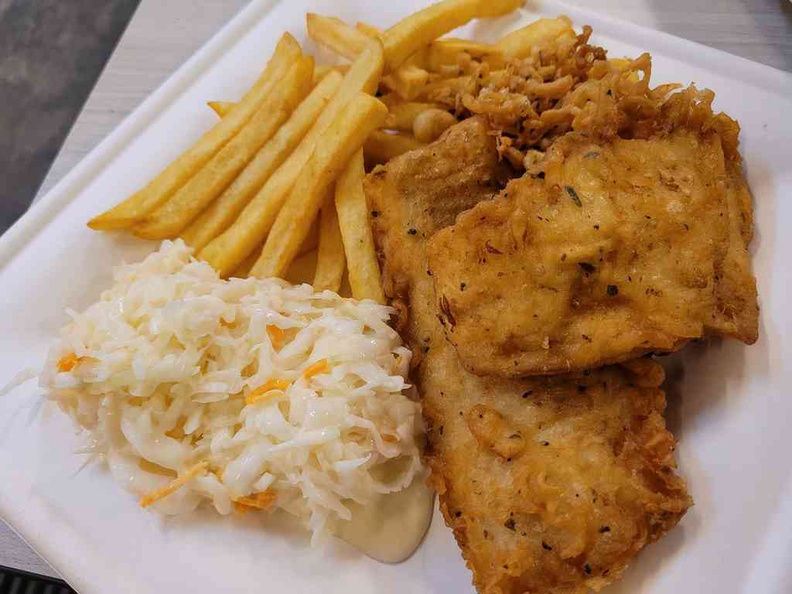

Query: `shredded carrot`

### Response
(57, 353, 81, 372)
(139, 461, 208, 508)
(165, 426, 185, 439)
(245, 379, 291, 405)
(138, 459, 178, 478)
(266, 325, 287, 349)
(302, 359, 329, 379)
(234, 490, 276, 513)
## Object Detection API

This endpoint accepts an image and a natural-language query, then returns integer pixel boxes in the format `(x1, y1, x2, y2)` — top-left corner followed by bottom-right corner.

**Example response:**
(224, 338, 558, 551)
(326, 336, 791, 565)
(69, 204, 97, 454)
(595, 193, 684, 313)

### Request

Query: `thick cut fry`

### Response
(313, 193, 346, 292)
(364, 130, 425, 166)
(306, 14, 372, 60)
(425, 38, 503, 70)
(208, 101, 235, 118)
(382, 0, 521, 72)
(435, 37, 501, 56)
(200, 43, 385, 277)
(182, 71, 342, 251)
(313, 64, 348, 85)
(88, 34, 301, 230)
(495, 16, 575, 59)
(335, 149, 385, 303)
(306, 15, 427, 101)
(355, 22, 383, 39)
(210, 71, 345, 125)
(360, 23, 501, 72)
(229, 244, 261, 278)
(250, 93, 388, 279)
(381, 64, 429, 100)
(133, 58, 314, 239)
(223, 210, 319, 279)
(383, 100, 443, 131)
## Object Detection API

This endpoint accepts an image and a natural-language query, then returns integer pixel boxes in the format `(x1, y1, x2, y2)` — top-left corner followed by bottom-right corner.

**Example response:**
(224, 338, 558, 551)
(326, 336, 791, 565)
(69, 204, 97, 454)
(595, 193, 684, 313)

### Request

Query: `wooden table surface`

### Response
(4, 0, 791, 582)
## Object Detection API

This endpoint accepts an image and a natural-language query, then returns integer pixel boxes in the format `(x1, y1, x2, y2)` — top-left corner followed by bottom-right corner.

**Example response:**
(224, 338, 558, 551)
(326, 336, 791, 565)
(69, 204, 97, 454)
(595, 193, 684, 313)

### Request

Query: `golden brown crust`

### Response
(427, 127, 758, 378)
(365, 121, 691, 594)
(367, 116, 513, 348)
(423, 353, 691, 594)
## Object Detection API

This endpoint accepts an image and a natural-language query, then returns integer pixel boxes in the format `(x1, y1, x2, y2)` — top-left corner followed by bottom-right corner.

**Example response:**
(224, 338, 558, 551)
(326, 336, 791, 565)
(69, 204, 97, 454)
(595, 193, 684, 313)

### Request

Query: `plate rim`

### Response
(0, 0, 790, 591)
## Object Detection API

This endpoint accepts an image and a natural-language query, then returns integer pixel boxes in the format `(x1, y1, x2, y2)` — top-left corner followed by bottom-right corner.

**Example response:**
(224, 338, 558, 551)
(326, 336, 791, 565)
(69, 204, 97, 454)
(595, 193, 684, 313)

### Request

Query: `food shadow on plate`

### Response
(742, 159, 776, 362)
(162, 505, 304, 543)
(0, 381, 44, 449)
(418, 504, 478, 593)
(660, 330, 768, 441)
(160, 505, 365, 565)
(610, 326, 770, 593)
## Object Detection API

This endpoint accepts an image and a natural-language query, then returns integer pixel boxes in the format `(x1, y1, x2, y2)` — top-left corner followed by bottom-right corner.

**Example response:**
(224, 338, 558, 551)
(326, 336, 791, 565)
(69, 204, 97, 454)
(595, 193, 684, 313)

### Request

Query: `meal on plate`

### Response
(367, 118, 693, 592)
(28, 0, 760, 592)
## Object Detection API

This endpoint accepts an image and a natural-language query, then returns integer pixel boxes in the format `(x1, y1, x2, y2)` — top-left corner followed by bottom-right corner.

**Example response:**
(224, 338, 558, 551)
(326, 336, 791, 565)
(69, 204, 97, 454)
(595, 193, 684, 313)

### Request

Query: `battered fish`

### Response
(427, 128, 759, 377)
(366, 118, 691, 594)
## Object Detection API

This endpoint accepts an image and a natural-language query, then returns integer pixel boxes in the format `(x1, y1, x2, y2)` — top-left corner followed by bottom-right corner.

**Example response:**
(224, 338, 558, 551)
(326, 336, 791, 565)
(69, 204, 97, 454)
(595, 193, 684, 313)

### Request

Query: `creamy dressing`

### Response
(337, 479, 435, 563)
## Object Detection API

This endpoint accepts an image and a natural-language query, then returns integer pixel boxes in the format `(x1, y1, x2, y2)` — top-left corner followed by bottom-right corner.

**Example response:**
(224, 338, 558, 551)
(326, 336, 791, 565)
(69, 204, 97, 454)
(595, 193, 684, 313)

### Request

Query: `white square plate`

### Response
(1, 1, 791, 592)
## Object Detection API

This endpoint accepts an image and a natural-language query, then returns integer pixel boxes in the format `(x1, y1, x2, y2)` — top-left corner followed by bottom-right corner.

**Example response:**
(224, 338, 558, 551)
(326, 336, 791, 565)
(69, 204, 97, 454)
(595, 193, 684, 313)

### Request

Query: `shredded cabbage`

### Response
(40, 240, 423, 542)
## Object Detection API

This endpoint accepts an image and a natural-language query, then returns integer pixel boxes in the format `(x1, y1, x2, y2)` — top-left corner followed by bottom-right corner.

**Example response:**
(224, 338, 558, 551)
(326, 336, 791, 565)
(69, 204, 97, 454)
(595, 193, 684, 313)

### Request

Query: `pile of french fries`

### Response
(88, 0, 571, 302)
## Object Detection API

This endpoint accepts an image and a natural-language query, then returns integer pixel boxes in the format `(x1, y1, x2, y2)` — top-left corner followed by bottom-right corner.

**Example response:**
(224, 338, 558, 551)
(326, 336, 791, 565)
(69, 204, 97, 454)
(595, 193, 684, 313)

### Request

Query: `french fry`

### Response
(364, 130, 425, 166)
(207, 70, 346, 125)
(313, 193, 346, 292)
(88, 33, 302, 230)
(426, 38, 503, 70)
(249, 93, 388, 279)
(208, 101, 235, 118)
(200, 42, 385, 277)
(306, 15, 429, 101)
(334, 149, 385, 303)
(359, 23, 501, 72)
(495, 16, 574, 59)
(381, 64, 429, 100)
(133, 57, 314, 239)
(313, 64, 348, 84)
(229, 216, 318, 279)
(355, 22, 383, 39)
(383, 99, 443, 131)
(436, 38, 501, 57)
(181, 70, 342, 251)
(307, 14, 373, 60)
(229, 244, 262, 278)
(382, 0, 521, 72)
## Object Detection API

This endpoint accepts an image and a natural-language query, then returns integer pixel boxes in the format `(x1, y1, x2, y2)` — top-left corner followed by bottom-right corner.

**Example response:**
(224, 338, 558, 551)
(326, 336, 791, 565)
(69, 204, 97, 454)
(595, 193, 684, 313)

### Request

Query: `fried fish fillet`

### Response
(366, 118, 691, 594)
(427, 128, 759, 377)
